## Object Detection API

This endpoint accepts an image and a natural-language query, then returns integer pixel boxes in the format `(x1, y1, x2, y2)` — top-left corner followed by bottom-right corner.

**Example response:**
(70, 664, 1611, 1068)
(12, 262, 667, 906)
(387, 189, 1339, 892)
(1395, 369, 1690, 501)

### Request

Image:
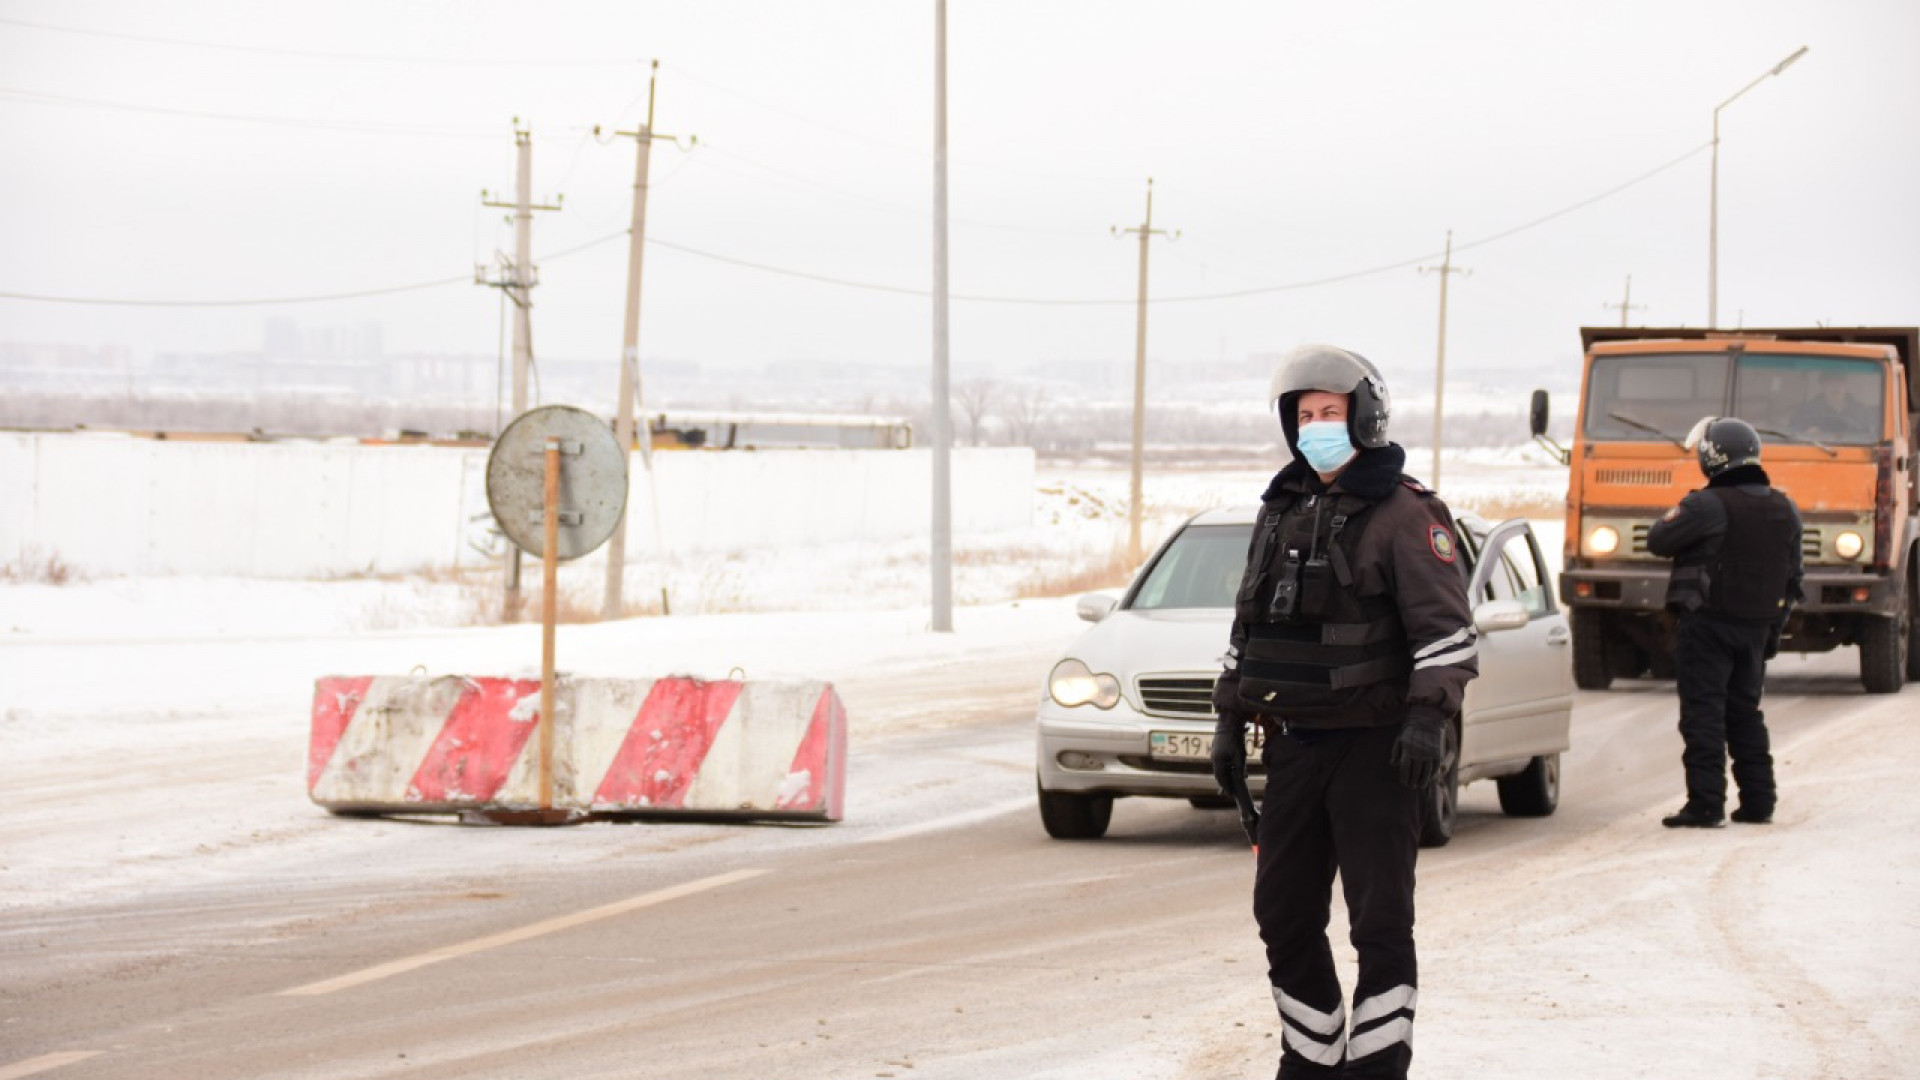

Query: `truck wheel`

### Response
(1496, 753, 1561, 818)
(1859, 611, 1908, 695)
(1037, 780, 1113, 840)
(1417, 719, 1461, 849)
(1907, 572, 1920, 682)
(1571, 609, 1613, 690)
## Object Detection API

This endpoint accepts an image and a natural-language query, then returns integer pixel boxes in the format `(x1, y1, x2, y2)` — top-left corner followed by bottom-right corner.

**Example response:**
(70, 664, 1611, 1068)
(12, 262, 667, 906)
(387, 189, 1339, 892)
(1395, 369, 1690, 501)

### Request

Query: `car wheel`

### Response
(1571, 609, 1613, 690)
(1860, 609, 1908, 695)
(1037, 780, 1113, 840)
(1496, 753, 1560, 817)
(1417, 719, 1460, 849)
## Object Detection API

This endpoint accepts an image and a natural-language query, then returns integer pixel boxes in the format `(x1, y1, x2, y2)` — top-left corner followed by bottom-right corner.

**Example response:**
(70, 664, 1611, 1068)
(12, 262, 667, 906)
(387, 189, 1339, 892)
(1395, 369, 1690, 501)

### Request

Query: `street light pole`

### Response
(1709, 45, 1808, 328)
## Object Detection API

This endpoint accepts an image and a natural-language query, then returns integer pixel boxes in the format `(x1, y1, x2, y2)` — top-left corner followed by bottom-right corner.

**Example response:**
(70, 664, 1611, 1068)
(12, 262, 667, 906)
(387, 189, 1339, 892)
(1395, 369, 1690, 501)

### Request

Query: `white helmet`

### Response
(1270, 344, 1392, 453)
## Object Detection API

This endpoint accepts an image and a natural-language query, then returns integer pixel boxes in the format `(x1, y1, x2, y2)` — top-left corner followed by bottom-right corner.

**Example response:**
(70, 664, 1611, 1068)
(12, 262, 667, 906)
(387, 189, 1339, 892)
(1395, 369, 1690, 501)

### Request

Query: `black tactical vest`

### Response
(1704, 486, 1799, 621)
(1232, 488, 1412, 725)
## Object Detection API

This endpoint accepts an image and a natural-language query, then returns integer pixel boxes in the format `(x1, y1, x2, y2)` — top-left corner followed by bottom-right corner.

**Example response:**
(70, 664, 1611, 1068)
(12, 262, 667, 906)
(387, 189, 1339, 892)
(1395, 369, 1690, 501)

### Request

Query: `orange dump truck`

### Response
(1532, 326, 1919, 694)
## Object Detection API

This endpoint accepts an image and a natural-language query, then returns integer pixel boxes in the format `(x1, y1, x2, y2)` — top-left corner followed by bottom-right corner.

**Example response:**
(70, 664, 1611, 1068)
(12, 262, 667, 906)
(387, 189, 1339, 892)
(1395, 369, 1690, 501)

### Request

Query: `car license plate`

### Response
(1149, 731, 1212, 762)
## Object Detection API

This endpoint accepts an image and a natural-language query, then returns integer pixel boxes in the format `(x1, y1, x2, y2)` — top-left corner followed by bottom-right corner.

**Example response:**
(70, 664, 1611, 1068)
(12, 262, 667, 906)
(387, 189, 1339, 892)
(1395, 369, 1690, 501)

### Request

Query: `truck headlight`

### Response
(1587, 525, 1620, 556)
(1835, 531, 1864, 560)
(1048, 658, 1122, 709)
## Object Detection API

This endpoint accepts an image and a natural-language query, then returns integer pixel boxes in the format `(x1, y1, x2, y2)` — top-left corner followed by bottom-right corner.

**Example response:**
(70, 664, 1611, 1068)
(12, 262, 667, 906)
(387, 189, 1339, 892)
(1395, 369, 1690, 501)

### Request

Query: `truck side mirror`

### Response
(1528, 388, 1571, 465)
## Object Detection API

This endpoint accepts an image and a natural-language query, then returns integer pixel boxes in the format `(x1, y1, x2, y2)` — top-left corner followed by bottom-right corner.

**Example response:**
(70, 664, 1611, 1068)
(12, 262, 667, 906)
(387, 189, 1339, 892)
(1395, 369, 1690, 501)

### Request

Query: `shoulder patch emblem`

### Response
(1661, 505, 1682, 522)
(1429, 524, 1456, 563)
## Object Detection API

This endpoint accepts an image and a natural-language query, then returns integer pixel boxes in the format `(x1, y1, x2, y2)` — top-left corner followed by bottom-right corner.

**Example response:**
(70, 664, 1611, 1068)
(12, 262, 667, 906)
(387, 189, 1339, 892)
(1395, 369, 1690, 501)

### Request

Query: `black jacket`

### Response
(1215, 444, 1480, 728)
(1646, 464, 1805, 622)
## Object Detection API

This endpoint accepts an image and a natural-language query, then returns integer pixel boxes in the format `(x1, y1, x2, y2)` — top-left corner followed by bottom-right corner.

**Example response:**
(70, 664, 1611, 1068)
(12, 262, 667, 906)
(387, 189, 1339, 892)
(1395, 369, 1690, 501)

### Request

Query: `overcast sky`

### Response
(2, 0, 1916, 395)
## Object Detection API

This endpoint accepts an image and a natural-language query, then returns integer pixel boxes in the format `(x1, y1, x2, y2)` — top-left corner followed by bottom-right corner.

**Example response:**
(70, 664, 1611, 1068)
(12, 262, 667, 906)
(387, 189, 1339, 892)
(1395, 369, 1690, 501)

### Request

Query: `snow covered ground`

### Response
(7, 449, 1912, 1079)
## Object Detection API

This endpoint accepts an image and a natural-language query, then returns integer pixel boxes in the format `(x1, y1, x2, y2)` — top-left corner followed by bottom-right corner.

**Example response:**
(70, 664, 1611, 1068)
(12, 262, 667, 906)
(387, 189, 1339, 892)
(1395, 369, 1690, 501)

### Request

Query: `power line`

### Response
(0, 86, 505, 138)
(0, 14, 643, 67)
(0, 141, 1715, 310)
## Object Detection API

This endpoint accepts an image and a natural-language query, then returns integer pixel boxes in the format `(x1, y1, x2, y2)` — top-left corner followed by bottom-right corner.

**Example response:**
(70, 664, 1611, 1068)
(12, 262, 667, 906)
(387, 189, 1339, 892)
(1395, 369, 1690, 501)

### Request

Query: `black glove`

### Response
(1390, 706, 1448, 790)
(1211, 712, 1261, 847)
(1211, 712, 1249, 798)
(1764, 622, 1783, 661)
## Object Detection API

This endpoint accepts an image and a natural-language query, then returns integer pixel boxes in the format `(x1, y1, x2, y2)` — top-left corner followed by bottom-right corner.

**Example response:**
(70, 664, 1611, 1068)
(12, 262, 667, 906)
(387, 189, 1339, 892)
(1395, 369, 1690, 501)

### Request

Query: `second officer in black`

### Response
(1647, 416, 1804, 828)
(1211, 344, 1479, 1080)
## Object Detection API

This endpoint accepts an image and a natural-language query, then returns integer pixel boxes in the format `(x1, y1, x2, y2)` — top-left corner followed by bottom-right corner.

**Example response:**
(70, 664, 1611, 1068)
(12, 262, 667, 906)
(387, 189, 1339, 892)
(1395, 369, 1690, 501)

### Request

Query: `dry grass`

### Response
(1012, 538, 1138, 598)
(466, 580, 630, 626)
(1, 549, 82, 586)
(1453, 493, 1566, 521)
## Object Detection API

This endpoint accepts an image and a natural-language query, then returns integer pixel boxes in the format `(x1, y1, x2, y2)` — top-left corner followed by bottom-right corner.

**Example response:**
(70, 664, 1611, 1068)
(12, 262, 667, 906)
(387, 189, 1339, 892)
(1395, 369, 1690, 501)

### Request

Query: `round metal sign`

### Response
(486, 405, 629, 560)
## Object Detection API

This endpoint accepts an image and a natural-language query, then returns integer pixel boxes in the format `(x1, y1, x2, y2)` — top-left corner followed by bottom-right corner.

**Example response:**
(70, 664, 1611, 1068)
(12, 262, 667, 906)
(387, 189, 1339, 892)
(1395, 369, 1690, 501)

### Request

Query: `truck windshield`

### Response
(1734, 355, 1884, 446)
(1129, 523, 1251, 610)
(1583, 352, 1886, 446)
(1582, 353, 1727, 442)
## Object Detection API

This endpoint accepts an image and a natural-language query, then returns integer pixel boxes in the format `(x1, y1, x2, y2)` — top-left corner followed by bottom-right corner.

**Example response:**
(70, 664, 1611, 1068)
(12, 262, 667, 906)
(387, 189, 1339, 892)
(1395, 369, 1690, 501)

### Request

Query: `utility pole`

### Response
(478, 123, 561, 619)
(603, 61, 694, 620)
(929, 0, 953, 633)
(1418, 230, 1469, 492)
(1112, 178, 1177, 565)
(1604, 275, 1646, 328)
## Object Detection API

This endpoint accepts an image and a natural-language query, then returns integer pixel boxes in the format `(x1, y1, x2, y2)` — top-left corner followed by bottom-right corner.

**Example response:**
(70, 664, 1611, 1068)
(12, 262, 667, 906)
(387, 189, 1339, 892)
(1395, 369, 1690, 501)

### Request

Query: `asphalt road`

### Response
(3, 646, 1913, 1080)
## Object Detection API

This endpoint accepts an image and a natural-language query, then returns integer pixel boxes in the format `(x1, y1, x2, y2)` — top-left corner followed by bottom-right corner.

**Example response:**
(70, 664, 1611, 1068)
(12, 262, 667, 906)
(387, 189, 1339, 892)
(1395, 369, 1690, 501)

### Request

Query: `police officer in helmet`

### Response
(1212, 344, 1480, 1080)
(1648, 416, 1803, 828)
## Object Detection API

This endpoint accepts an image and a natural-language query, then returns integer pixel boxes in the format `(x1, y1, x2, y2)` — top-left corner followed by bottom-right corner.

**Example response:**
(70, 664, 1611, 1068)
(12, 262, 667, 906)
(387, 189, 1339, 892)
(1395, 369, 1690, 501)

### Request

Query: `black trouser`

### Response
(1255, 724, 1421, 1080)
(1674, 613, 1777, 815)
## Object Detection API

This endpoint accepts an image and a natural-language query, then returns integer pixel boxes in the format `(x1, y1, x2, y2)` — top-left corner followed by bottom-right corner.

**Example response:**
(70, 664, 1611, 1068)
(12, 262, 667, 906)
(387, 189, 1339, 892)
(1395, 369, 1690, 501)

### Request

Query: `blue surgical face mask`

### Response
(1296, 421, 1356, 473)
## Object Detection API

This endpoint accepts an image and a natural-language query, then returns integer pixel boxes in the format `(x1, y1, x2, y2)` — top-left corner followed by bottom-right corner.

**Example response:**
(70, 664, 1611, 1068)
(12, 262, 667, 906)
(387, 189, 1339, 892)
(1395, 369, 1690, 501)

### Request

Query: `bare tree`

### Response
(953, 377, 997, 446)
(1004, 383, 1050, 448)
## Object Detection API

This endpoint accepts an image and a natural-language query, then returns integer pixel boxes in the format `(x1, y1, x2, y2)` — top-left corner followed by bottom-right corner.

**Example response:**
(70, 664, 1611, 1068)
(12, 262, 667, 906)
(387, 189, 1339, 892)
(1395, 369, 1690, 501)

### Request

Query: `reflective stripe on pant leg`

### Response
(1274, 987, 1346, 1068)
(1347, 984, 1417, 1061)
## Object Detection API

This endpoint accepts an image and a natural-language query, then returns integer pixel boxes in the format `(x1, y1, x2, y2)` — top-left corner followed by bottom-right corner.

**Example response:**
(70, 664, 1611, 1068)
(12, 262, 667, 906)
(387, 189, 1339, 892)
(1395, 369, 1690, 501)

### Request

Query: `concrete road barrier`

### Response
(308, 674, 846, 822)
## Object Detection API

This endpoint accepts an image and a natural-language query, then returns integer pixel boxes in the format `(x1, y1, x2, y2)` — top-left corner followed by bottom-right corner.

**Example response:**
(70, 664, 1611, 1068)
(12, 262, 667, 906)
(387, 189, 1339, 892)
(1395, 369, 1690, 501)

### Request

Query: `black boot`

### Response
(1730, 804, 1773, 824)
(1662, 804, 1725, 829)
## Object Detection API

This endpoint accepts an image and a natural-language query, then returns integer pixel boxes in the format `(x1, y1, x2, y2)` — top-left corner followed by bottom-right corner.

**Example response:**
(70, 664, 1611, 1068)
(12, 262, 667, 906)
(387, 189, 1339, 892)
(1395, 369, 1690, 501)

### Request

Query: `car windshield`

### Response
(1129, 522, 1251, 611)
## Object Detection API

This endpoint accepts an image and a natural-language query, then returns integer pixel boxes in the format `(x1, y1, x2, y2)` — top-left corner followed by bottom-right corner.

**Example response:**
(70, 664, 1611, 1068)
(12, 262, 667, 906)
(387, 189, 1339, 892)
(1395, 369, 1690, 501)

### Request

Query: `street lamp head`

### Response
(1773, 46, 1809, 76)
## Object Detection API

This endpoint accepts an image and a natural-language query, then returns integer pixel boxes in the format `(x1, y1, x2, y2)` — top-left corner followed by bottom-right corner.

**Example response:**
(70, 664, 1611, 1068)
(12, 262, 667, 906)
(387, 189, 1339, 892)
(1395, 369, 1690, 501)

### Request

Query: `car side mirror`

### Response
(1075, 592, 1119, 623)
(1473, 598, 1530, 633)
(1529, 389, 1550, 437)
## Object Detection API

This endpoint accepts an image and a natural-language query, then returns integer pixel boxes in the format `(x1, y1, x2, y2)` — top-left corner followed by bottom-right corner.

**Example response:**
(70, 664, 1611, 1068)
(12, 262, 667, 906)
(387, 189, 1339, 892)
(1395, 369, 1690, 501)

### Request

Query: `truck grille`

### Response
(1596, 467, 1675, 487)
(1137, 677, 1217, 718)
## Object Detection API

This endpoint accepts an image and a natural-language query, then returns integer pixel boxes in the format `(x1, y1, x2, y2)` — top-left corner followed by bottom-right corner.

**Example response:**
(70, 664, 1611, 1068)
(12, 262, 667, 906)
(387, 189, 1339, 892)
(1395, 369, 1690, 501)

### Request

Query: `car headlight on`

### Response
(1587, 525, 1620, 556)
(1048, 658, 1122, 709)
(1835, 531, 1864, 560)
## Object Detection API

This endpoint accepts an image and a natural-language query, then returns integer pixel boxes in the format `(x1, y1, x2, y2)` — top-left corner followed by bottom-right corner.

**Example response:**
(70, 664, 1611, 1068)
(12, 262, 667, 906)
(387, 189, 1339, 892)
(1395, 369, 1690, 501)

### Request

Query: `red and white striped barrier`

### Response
(309, 675, 846, 821)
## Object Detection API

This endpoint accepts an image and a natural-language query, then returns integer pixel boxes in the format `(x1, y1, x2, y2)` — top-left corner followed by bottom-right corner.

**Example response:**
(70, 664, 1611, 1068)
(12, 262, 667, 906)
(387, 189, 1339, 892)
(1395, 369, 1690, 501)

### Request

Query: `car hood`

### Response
(1061, 607, 1233, 679)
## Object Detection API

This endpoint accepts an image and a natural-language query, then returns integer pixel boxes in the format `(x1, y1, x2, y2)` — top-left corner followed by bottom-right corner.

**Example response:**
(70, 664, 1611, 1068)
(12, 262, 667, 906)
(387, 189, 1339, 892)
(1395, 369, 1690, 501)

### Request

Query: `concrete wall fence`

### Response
(0, 432, 1034, 578)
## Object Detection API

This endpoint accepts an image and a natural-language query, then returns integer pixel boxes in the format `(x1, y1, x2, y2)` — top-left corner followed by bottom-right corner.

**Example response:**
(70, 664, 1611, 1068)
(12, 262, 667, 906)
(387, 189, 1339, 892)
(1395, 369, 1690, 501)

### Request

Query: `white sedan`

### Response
(1035, 506, 1573, 846)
